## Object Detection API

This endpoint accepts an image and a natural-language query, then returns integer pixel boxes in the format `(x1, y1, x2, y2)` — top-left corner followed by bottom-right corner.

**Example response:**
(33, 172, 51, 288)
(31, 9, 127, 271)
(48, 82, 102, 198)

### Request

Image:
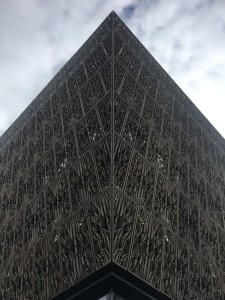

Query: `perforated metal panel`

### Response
(0, 11, 225, 300)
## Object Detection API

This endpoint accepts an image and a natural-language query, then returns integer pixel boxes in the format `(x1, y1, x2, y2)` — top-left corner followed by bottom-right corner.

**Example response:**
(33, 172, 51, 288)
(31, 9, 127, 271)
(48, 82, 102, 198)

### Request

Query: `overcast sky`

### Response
(0, 0, 225, 138)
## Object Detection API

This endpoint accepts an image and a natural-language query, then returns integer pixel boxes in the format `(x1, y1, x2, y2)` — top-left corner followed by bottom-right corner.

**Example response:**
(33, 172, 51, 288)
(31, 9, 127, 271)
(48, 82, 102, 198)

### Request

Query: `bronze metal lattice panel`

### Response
(0, 11, 225, 300)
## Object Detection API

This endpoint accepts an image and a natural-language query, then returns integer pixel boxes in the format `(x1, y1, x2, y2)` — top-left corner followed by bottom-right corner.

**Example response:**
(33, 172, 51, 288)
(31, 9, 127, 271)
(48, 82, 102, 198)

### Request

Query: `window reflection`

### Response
(98, 296, 108, 300)
(98, 293, 125, 300)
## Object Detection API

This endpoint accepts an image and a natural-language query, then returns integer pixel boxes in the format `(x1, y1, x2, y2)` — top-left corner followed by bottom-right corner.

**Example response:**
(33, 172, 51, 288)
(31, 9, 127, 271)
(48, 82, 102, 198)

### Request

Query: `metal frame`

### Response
(51, 263, 173, 300)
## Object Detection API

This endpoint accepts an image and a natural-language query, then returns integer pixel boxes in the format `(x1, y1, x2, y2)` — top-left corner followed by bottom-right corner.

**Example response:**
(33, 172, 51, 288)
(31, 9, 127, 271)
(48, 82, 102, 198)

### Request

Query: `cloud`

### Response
(0, 0, 225, 138)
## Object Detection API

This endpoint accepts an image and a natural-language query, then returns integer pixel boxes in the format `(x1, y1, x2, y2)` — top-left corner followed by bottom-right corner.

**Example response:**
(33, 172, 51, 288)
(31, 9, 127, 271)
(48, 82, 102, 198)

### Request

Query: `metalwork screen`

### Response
(0, 11, 225, 300)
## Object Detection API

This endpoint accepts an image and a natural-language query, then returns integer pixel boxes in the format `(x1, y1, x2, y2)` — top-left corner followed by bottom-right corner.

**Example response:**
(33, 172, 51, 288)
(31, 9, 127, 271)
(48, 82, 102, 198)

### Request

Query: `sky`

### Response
(0, 0, 225, 138)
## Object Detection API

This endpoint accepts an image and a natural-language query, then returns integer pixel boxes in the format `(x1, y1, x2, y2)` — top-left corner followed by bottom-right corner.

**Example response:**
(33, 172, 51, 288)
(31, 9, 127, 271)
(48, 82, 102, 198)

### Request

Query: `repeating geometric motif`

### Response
(0, 11, 225, 300)
(112, 12, 225, 299)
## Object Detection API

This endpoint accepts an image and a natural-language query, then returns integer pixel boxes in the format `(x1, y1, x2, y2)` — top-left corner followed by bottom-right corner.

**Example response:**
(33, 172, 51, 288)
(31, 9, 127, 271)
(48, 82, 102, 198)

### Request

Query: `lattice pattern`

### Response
(0, 11, 225, 300)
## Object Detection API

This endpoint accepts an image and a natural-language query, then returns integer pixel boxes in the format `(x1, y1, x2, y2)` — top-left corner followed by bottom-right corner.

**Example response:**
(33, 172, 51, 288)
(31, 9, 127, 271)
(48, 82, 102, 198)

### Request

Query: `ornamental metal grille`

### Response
(0, 11, 225, 300)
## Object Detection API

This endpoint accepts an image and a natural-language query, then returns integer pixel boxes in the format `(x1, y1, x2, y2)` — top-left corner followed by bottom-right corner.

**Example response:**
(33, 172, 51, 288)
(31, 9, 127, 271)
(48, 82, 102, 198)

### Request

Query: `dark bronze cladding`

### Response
(0, 11, 225, 300)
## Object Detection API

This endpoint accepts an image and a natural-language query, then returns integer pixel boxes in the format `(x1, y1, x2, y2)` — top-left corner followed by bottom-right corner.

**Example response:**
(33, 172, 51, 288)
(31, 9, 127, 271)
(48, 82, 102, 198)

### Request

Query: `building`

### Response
(0, 11, 225, 300)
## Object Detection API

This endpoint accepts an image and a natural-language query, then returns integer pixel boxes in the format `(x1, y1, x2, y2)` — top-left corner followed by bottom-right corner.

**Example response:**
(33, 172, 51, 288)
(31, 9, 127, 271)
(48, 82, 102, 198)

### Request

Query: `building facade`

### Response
(0, 11, 225, 300)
